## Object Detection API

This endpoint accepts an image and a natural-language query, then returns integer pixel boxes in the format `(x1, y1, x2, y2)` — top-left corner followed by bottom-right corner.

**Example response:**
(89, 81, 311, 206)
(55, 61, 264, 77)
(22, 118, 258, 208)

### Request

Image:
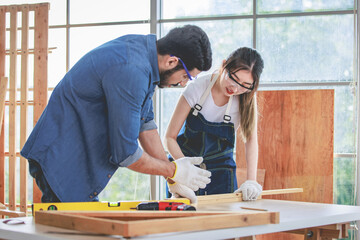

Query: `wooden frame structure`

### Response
(0, 3, 49, 216)
(31, 189, 301, 238)
(34, 210, 280, 237)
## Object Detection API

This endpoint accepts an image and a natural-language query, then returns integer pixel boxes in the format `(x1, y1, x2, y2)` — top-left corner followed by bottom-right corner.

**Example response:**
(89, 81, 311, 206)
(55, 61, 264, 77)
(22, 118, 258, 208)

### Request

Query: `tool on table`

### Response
(240, 207, 268, 211)
(32, 199, 191, 216)
(2, 219, 25, 225)
(133, 201, 196, 211)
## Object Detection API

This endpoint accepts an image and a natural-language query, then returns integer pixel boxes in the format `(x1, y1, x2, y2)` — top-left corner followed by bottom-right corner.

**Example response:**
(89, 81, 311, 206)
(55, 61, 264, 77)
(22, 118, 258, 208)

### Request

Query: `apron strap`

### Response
(223, 95, 233, 123)
(192, 72, 233, 123)
(192, 73, 218, 116)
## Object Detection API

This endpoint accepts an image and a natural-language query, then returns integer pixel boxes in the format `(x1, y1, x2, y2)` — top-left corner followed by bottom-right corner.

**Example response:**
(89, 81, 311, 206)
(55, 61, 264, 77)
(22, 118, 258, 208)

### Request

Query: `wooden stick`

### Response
(241, 207, 268, 211)
(8, 4, 17, 212)
(173, 188, 303, 205)
(0, 209, 26, 218)
(5, 47, 56, 55)
(20, 4, 29, 216)
(0, 77, 7, 135)
(3, 3, 50, 12)
(32, 3, 49, 203)
(260, 188, 304, 196)
(0, 5, 6, 206)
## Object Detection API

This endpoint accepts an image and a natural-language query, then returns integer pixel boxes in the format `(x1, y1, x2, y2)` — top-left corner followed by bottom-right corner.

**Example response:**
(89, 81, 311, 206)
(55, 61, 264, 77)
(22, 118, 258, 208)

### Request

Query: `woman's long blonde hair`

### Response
(222, 47, 264, 142)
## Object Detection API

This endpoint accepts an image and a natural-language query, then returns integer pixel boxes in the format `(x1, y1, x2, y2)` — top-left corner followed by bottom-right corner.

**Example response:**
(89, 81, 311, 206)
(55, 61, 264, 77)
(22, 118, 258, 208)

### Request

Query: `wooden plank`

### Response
(341, 223, 350, 238)
(51, 210, 232, 219)
(35, 210, 279, 237)
(0, 5, 6, 207)
(236, 90, 334, 240)
(0, 77, 7, 134)
(5, 47, 56, 55)
(33, 3, 49, 203)
(237, 90, 334, 203)
(8, 5, 17, 211)
(0, 209, 26, 218)
(285, 224, 347, 239)
(0, 77, 7, 216)
(3, 3, 50, 12)
(126, 212, 278, 237)
(192, 188, 303, 205)
(261, 188, 303, 196)
(20, 5, 29, 215)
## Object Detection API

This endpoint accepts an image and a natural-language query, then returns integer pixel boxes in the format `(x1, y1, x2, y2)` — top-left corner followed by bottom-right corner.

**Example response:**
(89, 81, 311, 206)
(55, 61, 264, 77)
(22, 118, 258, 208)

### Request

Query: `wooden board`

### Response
(0, 6, 5, 205)
(236, 90, 334, 240)
(236, 90, 334, 203)
(33, 3, 49, 203)
(34, 210, 279, 237)
(194, 188, 303, 205)
(8, 5, 18, 211)
(20, 4, 29, 215)
(0, 77, 7, 135)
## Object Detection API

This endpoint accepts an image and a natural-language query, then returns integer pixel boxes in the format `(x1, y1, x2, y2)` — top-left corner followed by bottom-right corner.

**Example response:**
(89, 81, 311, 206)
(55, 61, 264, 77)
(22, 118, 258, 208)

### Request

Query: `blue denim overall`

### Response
(168, 75, 237, 196)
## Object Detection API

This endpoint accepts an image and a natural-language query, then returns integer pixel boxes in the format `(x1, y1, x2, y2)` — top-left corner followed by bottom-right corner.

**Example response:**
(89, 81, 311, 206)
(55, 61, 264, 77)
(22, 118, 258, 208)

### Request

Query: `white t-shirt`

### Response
(183, 74, 240, 129)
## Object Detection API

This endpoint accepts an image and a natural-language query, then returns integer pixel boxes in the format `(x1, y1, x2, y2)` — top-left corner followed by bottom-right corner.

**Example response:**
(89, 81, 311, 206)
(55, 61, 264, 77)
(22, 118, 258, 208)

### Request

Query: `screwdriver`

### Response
(133, 202, 196, 211)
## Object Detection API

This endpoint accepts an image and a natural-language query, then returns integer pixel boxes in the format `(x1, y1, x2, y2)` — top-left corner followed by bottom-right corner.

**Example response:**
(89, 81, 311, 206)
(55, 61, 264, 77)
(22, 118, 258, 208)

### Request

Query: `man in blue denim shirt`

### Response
(21, 25, 212, 203)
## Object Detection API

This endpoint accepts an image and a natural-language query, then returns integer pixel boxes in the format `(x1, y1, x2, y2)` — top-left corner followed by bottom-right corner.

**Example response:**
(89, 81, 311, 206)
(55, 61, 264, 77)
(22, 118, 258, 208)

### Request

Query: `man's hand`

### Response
(234, 180, 262, 201)
(168, 182, 197, 204)
(170, 157, 211, 191)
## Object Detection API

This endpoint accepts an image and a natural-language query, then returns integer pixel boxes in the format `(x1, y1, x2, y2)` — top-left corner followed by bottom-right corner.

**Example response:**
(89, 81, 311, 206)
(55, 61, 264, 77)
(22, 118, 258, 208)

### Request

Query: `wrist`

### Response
(167, 179, 176, 185)
(170, 161, 177, 179)
(166, 161, 177, 179)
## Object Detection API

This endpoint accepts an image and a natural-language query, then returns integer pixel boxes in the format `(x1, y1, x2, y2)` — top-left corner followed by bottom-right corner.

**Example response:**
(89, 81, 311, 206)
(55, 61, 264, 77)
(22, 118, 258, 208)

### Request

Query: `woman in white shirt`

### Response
(164, 47, 264, 203)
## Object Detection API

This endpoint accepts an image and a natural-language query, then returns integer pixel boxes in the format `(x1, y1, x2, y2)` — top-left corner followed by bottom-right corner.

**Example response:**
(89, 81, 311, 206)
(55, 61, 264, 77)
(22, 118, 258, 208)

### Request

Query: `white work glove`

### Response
(168, 182, 197, 204)
(170, 157, 211, 191)
(234, 180, 262, 201)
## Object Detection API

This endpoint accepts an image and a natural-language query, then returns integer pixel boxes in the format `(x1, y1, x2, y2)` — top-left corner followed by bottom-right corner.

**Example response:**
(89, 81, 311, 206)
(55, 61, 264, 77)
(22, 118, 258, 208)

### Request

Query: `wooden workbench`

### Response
(0, 199, 359, 240)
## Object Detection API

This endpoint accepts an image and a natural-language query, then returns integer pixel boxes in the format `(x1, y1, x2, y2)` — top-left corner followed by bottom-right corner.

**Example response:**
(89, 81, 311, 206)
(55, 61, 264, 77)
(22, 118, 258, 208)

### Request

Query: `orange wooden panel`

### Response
(33, 3, 49, 203)
(236, 89, 334, 240)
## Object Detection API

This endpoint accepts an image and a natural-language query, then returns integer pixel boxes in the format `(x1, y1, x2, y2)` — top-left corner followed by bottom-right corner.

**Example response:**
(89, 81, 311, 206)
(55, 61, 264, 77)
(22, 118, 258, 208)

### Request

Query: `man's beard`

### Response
(158, 65, 182, 88)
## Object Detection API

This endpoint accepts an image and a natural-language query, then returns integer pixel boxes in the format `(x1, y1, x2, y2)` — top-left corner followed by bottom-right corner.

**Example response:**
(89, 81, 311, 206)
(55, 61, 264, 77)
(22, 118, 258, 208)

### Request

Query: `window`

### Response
(159, 0, 357, 206)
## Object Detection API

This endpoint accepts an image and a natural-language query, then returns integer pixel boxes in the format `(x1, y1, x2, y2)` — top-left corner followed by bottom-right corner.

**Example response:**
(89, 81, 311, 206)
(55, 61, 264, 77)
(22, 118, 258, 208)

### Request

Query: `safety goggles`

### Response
(171, 55, 195, 81)
(228, 70, 254, 91)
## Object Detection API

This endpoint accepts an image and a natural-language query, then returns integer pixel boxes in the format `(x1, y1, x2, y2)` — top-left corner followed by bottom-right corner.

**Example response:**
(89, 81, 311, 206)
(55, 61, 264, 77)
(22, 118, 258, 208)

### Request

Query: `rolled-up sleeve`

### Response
(140, 99, 157, 132)
(102, 65, 148, 167)
(140, 119, 157, 132)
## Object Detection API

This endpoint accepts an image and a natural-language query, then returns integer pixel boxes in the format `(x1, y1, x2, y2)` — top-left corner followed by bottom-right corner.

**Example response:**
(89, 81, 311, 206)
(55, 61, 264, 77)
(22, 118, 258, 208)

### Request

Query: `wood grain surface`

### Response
(236, 89, 334, 240)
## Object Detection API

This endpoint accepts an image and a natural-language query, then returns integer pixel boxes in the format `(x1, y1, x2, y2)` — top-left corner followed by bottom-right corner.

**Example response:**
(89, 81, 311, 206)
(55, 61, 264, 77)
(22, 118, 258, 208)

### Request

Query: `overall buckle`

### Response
(194, 104, 202, 111)
(223, 115, 231, 122)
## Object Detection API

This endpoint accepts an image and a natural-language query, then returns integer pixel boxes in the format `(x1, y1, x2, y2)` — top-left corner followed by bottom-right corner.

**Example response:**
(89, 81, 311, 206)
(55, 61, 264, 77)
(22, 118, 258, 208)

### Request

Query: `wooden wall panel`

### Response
(236, 90, 334, 239)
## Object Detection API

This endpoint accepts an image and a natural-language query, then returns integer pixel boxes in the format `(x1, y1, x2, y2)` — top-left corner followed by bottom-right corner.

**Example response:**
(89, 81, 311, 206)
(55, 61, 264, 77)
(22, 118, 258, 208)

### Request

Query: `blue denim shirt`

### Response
(21, 34, 160, 202)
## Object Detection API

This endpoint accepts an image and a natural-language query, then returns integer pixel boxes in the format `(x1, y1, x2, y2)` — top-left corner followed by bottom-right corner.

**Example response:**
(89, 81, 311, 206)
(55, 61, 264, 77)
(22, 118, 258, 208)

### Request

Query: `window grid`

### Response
(38, 0, 359, 203)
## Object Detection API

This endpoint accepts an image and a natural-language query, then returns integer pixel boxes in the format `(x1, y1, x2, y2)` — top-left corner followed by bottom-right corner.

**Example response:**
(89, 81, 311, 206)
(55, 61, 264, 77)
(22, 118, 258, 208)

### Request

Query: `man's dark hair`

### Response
(157, 25, 212, 71)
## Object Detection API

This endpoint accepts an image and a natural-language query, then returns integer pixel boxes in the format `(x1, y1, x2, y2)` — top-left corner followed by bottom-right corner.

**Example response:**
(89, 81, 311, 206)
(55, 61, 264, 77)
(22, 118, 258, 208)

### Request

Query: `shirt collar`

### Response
(147, 34, 160, 85)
